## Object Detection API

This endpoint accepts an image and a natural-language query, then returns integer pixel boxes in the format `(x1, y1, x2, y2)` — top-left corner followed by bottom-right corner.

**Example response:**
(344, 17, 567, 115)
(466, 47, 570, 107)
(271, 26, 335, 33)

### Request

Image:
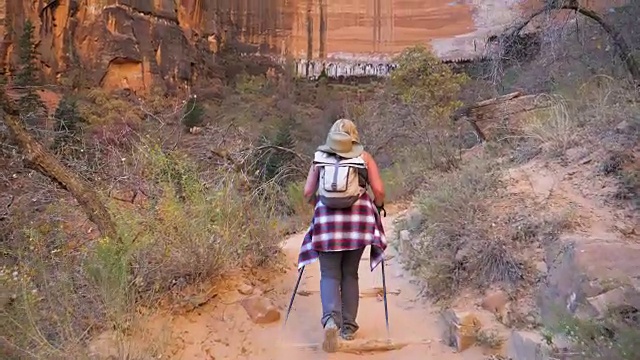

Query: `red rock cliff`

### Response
(0, 0, 622, 92)
(0, 0, 503, 92)
(0, 0, 296, 93)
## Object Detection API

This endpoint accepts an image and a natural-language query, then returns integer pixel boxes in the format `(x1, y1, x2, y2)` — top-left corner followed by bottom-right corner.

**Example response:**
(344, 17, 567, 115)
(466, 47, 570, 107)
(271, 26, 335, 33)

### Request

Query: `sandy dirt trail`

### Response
(271, 212, 479, 360)
(151, 209, 489, 360)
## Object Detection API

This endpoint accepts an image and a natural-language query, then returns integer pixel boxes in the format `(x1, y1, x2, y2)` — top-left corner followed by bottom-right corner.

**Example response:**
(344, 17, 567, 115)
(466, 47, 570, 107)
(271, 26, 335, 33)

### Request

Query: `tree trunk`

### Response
(568, 5, 640, 83)
(2, 110, 119, 242)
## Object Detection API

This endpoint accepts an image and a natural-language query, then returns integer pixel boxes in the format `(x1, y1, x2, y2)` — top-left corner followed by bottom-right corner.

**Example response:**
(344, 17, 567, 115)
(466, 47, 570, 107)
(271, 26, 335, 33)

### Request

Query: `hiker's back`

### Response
(314, 151, 366, 209)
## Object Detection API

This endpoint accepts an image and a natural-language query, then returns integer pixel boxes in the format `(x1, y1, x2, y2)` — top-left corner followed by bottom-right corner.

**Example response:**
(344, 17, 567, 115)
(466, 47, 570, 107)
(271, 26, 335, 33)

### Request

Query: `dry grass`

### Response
(546, 309, 640, 360)
(0, 138, 284, 359)
(398, 157, 511, 301)
(522, 94, 580, 154)
(483, 76, 639, 171)
(474, 240, 526, 286)
(114, 144, 282, 298)
(0, 88, 294, 359)
(475, 328, 505, 350)
(397, 152, 575, 302)
(0, 75, 377, 359)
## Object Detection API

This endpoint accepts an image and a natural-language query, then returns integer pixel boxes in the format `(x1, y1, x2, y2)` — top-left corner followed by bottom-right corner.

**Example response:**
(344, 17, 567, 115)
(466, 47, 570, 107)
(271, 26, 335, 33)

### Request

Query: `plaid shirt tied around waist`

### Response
(297, 193, 387, 271)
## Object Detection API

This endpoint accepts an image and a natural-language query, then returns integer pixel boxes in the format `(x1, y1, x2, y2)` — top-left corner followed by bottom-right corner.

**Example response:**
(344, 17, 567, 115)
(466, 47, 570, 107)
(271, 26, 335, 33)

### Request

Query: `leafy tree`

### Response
(390, 45, 467, 125)
(383, 46, 469, 171)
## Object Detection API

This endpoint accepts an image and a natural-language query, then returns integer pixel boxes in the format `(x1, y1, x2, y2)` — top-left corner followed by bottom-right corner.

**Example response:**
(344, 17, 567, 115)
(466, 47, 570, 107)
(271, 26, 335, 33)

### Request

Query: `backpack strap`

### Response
(313, 151, 366, 167)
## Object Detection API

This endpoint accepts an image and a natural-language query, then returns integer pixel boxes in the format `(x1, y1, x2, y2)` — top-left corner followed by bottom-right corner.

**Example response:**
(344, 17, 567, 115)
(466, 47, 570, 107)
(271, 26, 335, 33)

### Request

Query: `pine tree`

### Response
(182, 96, 205, 129)
(15, 19, 42, 115)
(15, 19, 39, 87)
(52, 96, 85, 157)
(54, 96, 82, 134)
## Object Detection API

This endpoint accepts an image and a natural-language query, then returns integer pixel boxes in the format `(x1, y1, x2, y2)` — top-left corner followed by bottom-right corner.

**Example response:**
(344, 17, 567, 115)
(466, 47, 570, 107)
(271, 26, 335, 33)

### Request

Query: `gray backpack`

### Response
(314, 151, 367, 209)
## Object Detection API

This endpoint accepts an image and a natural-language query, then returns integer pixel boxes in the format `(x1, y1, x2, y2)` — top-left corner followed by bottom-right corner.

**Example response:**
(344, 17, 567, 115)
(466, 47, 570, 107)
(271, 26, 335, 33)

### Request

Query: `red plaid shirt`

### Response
(297, 193, 387, 271)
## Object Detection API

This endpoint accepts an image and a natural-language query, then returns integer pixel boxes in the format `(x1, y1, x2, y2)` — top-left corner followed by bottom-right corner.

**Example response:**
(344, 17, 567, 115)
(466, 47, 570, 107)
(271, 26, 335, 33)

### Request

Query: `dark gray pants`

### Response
(318, 247, 365, 333)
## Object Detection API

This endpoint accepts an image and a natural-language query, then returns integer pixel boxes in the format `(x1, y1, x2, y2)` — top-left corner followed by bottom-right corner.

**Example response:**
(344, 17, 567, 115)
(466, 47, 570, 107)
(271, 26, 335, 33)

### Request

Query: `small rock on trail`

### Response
(439, 309, 483, 352)
(481, 290, 509, 314)
(237, 282, 255, 295)
(241, 296, 281, 324)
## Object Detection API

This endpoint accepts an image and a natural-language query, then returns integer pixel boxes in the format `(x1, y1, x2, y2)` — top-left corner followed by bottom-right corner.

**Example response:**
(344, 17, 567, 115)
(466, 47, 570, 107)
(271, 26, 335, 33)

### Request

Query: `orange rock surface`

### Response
(0, 0, 625, 92)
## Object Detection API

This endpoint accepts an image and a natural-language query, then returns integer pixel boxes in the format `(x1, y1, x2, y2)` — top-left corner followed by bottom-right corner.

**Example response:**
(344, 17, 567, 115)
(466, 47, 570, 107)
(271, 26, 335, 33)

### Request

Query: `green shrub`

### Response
(182, 96, 205, 129)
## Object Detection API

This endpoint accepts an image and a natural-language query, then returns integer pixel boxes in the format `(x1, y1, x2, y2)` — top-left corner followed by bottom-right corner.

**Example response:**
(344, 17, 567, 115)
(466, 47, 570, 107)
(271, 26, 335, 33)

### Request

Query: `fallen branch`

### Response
(1, 93, 120, 242)
(454, 92, 553, 141)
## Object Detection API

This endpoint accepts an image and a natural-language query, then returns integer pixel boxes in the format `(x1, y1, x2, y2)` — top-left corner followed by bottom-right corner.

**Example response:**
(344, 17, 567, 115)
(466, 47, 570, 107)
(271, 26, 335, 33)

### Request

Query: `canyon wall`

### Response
(0, 0, 296, 93)
(0, 0, 623, 92)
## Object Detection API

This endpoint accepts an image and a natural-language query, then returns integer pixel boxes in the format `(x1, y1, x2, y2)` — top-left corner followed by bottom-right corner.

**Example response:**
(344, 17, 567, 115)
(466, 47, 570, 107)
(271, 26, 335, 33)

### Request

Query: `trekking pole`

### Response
(381, 259, 390, 338)
(283, 266, 305, 330)
(377, 205, 390, 338)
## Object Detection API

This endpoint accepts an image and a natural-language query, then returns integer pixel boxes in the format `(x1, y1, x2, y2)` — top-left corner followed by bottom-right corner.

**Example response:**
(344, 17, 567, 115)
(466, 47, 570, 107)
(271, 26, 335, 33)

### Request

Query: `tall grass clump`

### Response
(398, 158, 527, 301)
(523, 94, 580, 153)
(113, 143, 282, 299)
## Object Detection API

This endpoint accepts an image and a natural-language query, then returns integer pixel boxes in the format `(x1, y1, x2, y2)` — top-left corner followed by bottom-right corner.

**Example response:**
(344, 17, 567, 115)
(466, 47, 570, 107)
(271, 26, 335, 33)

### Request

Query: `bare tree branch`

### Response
(496, 1, 640, 82)
(250, 145, 310, 163)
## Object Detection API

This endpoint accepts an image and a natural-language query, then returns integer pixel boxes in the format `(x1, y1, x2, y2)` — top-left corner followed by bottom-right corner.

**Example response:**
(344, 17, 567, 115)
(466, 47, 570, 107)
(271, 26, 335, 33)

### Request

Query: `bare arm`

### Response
(363, 152, 385, 207)
(303, 164, 319, 202)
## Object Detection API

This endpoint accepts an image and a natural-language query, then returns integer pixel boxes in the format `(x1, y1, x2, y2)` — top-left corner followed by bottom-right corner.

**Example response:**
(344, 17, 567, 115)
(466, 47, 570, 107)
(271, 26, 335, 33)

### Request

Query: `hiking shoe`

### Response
(322, 318, 339, 353)
(340, 329, 356, 341)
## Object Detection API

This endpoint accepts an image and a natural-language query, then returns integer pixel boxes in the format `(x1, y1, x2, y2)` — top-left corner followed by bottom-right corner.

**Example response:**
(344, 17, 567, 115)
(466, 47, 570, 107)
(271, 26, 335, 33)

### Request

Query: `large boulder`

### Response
(538, 234, 640, 326)
(505, 331, 552, 360)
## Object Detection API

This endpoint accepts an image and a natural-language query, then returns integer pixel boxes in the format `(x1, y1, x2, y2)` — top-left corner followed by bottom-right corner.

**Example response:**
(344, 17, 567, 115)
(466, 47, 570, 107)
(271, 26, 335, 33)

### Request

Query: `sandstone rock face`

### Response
(538, 234, 640, 327)
(0, 0, 623, 90)
(0, 0, 276, 92)
(0, 0, 467, 89)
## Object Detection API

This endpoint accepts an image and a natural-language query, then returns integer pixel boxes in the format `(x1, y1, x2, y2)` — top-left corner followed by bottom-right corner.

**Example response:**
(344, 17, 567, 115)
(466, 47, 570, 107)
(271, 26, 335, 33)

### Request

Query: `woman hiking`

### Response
(297, 119, 387, 353)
